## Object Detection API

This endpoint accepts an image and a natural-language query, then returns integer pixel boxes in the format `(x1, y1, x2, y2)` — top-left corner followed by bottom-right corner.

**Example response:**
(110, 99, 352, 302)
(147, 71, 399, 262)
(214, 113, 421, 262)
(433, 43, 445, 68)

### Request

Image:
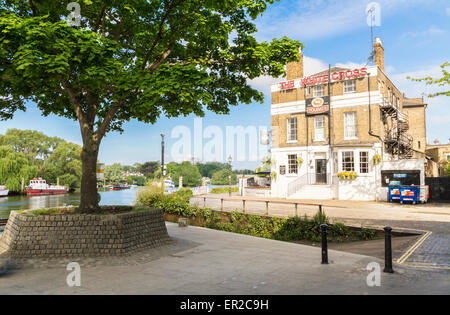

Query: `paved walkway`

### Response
(0, 223, 448, 294)
(190, 195, 450, 269)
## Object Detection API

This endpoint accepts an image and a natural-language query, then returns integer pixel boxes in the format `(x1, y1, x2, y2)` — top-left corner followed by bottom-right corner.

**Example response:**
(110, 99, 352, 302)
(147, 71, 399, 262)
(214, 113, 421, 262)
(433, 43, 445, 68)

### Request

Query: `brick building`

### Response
(426, 143, 450, 176)
(270, 37, 428, 200)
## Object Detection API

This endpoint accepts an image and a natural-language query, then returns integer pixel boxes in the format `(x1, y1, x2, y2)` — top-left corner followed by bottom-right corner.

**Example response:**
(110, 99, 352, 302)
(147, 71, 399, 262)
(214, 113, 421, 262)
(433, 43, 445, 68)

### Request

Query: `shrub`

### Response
(210, 186, 239, 194)
(175, 187, 193, 200)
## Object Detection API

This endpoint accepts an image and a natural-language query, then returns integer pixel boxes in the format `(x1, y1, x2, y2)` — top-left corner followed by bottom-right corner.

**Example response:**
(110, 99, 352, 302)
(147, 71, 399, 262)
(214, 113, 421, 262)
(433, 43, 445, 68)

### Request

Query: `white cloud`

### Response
(401, 26, 446, 39)
(255, 0, 433, 41)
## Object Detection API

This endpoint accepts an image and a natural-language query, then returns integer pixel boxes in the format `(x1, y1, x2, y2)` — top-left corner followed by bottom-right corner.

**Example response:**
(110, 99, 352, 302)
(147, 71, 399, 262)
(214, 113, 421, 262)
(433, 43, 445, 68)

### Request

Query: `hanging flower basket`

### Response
(297, 157, 303, 168)
(271, 171, 277, 181)
(373, 154, 381, 165)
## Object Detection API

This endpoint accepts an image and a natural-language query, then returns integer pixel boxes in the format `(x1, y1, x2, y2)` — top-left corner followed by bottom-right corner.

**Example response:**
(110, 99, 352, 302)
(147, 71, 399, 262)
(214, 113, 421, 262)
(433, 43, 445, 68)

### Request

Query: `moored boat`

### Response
(0, 185, 9, 197)
(25, 178, 68, 196)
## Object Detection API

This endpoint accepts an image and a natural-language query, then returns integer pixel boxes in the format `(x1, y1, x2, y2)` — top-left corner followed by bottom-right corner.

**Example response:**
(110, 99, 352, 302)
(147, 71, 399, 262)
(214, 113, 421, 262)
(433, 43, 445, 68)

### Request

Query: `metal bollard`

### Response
(265, 201, 269, 215)
(320, 224, 328, 264)
(383, 226, 394, 273)
(319, 205, 323, 215)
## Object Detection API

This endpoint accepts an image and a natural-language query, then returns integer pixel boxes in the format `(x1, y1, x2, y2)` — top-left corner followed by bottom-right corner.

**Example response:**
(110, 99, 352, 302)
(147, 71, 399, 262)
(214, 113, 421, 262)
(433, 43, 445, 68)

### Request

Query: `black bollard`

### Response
(320, 224, 328, 264)
(383, 226, 394, 273)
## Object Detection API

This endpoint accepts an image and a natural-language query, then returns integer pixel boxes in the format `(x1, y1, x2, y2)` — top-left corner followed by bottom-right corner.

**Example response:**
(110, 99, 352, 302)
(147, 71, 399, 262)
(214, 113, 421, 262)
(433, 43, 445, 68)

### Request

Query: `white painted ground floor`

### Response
(270, 144, 425, 201)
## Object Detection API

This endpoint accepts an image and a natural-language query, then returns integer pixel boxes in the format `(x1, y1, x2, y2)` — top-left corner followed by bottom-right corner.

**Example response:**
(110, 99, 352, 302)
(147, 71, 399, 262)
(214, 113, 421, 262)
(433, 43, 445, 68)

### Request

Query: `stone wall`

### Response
(0, 208, 170, 258)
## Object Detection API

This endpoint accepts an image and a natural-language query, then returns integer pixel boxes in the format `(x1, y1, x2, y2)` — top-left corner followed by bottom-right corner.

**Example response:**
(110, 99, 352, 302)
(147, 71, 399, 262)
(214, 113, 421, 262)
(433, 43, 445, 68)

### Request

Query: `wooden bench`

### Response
(0, 218, 7, 226)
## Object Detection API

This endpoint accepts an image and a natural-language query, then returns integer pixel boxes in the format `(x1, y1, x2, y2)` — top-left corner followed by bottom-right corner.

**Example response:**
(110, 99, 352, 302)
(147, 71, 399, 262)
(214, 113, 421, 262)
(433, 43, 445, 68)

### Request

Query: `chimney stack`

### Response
(286, 48, 303, 80)
(374, 37, 384, 72)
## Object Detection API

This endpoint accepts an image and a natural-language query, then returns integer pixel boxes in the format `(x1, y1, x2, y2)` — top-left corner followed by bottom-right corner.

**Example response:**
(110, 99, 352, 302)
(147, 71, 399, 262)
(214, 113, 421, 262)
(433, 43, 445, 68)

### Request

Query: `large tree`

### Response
(0, 0, 301, 211)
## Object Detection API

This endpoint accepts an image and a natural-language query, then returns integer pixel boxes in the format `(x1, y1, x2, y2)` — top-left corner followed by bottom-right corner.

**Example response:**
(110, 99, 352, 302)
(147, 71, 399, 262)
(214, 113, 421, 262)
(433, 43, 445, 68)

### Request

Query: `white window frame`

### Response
(343, 79, 356, 94)
(314, 116, 325, 141)
(286, 117, 298, 143)
(313, 85, 324, 97)
(359, 151, 369, 174)
(288, 154, 298, 174)
(344, 112, 357, 139)
(341, 151, 355, 172)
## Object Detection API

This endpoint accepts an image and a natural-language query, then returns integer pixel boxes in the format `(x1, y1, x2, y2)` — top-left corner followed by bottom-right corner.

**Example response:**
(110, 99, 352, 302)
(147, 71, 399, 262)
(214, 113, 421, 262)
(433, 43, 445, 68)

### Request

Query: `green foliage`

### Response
(166, 161, 202, 187)
(197, 162, 231, 178)
(0, 145, 38, 192)
(211, 169, 238, 185)
(41, 141, 82, 189)
(137, 187, 375, 243)
(0, 0, 302, 209)
(408, 61, 450, 98)
(104, 163, 124, 184)
(135, 161, 160, 179)
(210, 186, 239, 194)
(126, 175, 147, 186)
(175, 187, 194, 200)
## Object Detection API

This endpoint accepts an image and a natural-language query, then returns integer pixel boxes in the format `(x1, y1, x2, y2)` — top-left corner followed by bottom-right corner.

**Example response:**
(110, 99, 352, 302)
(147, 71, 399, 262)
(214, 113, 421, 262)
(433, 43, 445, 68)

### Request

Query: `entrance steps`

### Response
(287, 184, 333, 200)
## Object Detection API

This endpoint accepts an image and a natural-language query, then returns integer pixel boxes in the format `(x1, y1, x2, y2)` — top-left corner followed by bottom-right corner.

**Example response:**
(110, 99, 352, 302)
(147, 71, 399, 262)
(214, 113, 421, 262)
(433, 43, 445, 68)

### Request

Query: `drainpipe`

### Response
(368, 75, 383, 201)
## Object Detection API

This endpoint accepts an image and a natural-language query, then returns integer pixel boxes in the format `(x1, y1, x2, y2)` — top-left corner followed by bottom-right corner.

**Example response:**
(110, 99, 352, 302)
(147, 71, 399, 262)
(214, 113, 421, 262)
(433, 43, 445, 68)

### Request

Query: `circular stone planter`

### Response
(0, 207, 170, 258)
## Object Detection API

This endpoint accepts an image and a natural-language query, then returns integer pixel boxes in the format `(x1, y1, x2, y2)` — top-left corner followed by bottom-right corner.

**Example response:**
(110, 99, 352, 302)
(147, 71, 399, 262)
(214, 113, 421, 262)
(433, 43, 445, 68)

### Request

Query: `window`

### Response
(360, 151, 369, 173)
(418, 141, 421, 149)
(288, 154, 298, 174)
(342, 152, 354, 171)
(344, 112, 357, 139)
(314, 116, 325, 141)
(313, 85, 324, 97)
(344, 80, 356, 93)
(286, 117, 297, 142)
(446, 153, 450, 161)
(305, 87, 310, 96)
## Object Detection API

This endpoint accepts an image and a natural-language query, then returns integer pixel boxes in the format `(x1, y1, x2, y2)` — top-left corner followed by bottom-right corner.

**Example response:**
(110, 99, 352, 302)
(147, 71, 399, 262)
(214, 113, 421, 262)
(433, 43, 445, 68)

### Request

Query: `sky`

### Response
(1, 0, 449, 170)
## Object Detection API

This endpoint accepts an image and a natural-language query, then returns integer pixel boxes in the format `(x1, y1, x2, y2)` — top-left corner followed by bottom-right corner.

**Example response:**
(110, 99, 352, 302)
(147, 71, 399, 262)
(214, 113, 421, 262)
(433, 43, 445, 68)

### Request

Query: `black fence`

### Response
(425, 177, 450, 203)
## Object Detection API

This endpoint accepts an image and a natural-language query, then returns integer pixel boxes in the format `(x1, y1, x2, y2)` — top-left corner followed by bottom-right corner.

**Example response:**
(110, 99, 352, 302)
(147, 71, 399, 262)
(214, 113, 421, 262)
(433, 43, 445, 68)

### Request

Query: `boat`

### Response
(109, 183, 131, 190)
(0, 185, 9, 197)
(25, 178, 68, 196)
(164, 179, 175, 191)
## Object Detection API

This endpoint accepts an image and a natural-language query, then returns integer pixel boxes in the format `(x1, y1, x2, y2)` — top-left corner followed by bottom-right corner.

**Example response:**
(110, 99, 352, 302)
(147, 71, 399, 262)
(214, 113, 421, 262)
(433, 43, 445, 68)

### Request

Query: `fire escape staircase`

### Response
(379, 97, 413, 159)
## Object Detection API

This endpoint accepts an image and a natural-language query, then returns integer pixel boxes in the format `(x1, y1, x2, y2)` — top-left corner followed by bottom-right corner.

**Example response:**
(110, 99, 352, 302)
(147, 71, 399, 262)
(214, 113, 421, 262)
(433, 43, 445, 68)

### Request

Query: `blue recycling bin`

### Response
(400, 186, 420, 204)
(388, 186, 401, 202)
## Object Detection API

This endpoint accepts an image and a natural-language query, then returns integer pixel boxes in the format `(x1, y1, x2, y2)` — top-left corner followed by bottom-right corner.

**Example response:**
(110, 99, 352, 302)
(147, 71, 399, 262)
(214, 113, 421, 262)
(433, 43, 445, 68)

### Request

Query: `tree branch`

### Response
(96, 99, 125, 141)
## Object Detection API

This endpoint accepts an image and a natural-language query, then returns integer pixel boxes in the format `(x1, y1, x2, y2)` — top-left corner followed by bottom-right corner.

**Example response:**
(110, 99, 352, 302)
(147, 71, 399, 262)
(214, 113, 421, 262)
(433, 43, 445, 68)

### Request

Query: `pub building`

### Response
(270, 37, 428, 201)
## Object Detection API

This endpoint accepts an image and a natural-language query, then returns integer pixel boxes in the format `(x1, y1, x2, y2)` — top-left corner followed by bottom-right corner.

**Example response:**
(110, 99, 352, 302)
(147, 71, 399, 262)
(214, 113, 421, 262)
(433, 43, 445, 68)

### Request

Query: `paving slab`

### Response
(0, 222, 448, 295)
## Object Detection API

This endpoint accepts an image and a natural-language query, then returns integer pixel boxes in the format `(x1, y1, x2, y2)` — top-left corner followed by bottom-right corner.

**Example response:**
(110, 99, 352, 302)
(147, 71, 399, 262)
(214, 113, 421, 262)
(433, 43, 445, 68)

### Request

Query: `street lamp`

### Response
(227, 155, 232, 196)
(161, 133, 165, 193)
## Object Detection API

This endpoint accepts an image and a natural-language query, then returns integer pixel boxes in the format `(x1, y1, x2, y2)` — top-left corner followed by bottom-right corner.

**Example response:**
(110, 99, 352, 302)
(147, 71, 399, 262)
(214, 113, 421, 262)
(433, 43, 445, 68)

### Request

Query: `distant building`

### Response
(426, 143, 450, 176)
(270, 37, 428, 201)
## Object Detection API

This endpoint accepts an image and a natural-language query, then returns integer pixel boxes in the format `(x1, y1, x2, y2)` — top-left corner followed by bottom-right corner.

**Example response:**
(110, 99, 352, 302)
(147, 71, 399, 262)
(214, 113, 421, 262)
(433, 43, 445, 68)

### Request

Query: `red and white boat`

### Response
(25, 178, 68, 196)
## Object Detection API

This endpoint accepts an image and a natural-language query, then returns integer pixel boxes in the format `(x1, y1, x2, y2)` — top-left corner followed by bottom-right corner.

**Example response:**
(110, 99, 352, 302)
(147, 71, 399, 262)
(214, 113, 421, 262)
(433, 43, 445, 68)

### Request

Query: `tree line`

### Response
(0, 129, 81, 193)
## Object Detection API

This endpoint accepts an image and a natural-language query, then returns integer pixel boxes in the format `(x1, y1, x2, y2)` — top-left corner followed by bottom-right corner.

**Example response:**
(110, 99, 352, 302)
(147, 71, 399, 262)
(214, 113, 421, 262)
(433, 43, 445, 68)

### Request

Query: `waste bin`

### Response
(388, 186, 401, 202)
(400, 186, 420, 204)
(419, 185, 429, 203)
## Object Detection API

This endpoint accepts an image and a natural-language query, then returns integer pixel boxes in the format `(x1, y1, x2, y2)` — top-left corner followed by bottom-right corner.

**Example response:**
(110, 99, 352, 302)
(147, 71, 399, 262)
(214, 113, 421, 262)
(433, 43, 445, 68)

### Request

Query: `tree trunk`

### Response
(79, 143, 99, 212)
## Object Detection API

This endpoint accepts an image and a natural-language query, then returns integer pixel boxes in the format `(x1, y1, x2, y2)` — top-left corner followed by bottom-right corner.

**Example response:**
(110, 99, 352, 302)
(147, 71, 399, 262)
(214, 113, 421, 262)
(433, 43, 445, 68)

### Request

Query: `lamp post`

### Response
(161, 133, 165, 193)
(228, 155, 232, 196)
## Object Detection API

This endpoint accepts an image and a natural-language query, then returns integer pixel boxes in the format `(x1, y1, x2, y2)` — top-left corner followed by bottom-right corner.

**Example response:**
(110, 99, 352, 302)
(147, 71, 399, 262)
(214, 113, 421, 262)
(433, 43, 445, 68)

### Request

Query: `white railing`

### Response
(286, 173, 315, 197)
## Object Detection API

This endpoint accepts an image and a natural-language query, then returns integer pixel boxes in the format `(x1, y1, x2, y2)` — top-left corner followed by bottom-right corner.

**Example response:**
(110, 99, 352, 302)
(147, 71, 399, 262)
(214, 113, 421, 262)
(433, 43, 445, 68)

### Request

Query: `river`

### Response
(0, 185, 233, 219)
(0, 188, 142, 219)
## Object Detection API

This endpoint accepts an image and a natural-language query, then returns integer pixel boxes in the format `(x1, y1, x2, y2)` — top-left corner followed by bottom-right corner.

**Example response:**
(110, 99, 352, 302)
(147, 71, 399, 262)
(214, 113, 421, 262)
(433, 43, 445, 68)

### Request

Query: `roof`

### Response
(309, 67, 350, 77)
(403, 97, 426, 107)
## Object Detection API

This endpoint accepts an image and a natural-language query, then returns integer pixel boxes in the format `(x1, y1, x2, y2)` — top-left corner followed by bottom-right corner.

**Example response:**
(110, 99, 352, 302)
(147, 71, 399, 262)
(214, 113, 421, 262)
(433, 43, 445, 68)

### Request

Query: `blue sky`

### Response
(1, 0, 449, 170)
